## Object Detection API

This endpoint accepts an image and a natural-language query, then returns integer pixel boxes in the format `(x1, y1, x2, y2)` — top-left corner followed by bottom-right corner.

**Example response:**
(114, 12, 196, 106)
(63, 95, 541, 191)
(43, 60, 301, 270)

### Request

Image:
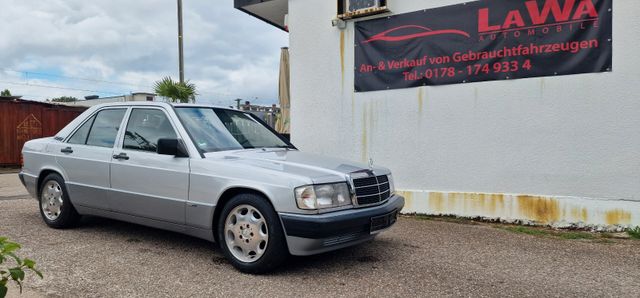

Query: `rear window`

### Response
(67, 115, 95, 145)
(82, 109, 126, 148)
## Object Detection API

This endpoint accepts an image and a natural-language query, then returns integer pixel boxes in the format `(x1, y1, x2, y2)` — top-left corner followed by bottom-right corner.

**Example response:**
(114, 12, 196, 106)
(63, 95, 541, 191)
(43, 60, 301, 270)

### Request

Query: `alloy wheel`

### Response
(224, 204, 269, 263)
(41, 180, 64, 221)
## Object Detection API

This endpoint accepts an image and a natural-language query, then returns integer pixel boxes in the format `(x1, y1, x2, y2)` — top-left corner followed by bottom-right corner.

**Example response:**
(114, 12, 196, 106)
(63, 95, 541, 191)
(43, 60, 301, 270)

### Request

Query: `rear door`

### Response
(54, 108, 128, 210)
(109, 107, 190, 224)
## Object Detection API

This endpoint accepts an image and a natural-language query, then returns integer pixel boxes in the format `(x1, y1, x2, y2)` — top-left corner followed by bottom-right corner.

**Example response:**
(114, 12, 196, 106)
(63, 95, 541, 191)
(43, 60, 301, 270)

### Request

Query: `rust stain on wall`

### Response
(351, 93, 355, 127)
(370, 100, 376, 127)
(570, 207, 589, 222)
(417, 88, 424, 114)
(428, 192, 505, 216)
(482, 193, 505, 216)
(398, 191, 413, 212)
(467, 193, 502, 215)
(401, 190, 637, 227)
(369, 101, 377, 154)
(605, 209, 631, 225)
(361, 103, 368, 162)
(340, 31, 345, 93)
(428, 192, 445, 212)
(517, 195, 560, 223)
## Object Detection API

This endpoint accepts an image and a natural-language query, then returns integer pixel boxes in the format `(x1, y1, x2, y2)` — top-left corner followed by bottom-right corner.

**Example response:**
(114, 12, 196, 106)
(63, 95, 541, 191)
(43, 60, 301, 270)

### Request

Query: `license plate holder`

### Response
(370, 210, 397, 233)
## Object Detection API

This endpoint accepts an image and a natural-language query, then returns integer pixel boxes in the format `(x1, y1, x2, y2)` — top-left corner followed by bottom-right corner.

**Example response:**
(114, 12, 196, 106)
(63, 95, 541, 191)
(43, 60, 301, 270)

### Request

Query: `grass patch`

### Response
(628, 227, 640, 240)
(600, 233, 615, 239)
(502, 226, 551, 236)
(557, 232, 595, 240)
(410, 214, 436, 221)
(502, 226, 600, 241)
(406, 214, 635, 242)
(407, 214, 477, 225)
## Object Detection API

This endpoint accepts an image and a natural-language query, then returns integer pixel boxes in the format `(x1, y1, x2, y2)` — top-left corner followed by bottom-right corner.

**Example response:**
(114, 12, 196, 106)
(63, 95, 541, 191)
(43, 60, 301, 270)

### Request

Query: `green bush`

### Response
(629, 226, 640, 240)
(0, 237, 42, 297)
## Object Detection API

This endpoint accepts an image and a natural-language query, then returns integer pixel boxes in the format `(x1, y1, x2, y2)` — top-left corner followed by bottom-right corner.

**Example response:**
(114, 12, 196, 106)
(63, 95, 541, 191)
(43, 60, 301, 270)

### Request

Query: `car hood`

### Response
(204, 149, 390, 184)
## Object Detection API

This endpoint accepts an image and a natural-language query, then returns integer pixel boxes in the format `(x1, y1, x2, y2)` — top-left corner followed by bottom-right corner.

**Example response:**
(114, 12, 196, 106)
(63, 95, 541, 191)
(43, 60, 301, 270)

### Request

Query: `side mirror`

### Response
(157, 138, 189, 157)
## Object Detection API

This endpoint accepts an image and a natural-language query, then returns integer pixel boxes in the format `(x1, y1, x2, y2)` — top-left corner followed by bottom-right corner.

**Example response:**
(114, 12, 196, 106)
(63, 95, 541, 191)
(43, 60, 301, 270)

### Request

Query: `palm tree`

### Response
(153, 77, 197, 103)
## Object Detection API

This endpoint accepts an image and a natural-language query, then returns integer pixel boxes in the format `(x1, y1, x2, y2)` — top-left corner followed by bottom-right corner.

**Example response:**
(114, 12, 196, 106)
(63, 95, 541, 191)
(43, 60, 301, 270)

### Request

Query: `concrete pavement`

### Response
(0, 197, 638, 297)
(0, 172, 29, 200)
(1, 173, 638, 297)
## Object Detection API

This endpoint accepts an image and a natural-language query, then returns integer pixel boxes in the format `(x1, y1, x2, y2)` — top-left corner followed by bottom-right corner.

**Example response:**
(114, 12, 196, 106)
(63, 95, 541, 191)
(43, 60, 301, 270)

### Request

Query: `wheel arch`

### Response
(212, 187, 276, 243)
(37, 168, 65, 195)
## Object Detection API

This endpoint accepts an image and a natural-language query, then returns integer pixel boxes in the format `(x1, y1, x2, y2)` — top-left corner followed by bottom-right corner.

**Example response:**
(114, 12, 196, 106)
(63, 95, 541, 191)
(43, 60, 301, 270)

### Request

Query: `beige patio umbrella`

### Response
(275, 47, 290, 134)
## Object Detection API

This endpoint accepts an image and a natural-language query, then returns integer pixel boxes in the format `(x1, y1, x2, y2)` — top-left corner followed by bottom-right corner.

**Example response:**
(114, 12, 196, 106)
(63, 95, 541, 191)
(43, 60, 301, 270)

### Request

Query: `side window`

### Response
(67, 115, 96, 145)
(123, 109, 177, 153)
(86, 109, 127, 148)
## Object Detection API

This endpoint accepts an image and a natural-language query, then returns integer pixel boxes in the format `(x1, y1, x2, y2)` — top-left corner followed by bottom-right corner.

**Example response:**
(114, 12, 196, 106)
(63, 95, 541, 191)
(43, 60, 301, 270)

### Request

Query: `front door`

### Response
(54, 108, 128, 210)
(109, 107, 189, 224)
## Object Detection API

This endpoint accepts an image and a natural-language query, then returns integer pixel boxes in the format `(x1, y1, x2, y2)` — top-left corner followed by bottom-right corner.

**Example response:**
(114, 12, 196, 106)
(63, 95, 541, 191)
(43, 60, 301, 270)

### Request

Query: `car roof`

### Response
(92, 101, 238, 112)
(55, 102, 245, 140)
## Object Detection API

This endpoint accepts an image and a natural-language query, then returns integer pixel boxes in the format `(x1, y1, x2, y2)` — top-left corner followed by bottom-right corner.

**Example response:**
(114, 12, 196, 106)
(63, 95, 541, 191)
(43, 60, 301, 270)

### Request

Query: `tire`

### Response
(38, 173, 80, 229)
(217, 193, 288, 274)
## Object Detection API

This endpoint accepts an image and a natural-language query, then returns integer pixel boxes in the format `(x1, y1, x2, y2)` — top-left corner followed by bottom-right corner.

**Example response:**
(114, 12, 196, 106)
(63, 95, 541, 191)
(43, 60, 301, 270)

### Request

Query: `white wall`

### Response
(288, 0, 640, 228)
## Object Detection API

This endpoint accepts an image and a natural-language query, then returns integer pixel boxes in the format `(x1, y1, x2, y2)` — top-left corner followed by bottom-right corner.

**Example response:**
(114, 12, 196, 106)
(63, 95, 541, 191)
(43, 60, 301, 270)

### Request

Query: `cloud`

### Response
(0, 0, 288, 105)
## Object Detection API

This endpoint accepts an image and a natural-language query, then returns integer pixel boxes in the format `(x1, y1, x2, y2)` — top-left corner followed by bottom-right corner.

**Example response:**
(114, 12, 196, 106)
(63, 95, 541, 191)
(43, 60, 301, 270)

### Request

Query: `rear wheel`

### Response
(217, 193, 288, 274)
(39, 173, 80, 229)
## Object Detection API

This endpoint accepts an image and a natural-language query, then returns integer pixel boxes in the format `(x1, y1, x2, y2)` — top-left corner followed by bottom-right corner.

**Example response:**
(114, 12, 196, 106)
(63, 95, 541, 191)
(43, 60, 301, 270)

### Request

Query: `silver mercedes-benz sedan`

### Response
(19, 102, 404, 273)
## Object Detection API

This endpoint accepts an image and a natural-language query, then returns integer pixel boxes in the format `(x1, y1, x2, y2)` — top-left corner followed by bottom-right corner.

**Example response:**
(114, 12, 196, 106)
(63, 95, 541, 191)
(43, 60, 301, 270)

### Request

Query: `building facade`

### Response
(236, 0, 640, 230)
(63, 92, 156, 107)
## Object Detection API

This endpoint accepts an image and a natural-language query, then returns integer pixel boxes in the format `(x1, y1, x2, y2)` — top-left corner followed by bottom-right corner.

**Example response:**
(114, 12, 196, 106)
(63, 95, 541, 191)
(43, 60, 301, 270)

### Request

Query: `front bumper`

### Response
(280, 194, 404, 256)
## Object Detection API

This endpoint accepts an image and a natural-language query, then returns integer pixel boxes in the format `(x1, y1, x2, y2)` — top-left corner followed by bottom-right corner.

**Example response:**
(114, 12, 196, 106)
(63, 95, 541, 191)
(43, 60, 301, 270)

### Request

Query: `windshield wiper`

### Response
(261, 145, 294, 150)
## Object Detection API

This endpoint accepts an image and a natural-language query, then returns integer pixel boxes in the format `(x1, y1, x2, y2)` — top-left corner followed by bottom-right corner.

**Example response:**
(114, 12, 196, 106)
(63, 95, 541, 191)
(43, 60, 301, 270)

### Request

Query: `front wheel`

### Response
(38, 173, 80, 229)
(217, 193, 288, 274)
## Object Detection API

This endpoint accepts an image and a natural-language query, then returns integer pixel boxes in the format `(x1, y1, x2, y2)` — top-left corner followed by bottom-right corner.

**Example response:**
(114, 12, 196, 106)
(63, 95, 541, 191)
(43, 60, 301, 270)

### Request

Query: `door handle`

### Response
(60, 147, 73, 154)
(112, 153, 129, 160)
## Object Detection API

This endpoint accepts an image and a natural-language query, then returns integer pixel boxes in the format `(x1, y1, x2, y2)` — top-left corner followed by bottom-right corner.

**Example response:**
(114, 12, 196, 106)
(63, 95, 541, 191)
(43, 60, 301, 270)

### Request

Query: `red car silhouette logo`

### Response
(363, 25, 470, 44)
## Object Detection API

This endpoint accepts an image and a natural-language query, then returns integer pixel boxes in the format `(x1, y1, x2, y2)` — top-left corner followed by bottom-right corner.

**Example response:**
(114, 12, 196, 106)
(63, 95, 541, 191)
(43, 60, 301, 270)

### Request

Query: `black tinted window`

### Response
(86, 109, 126, 148)
(68, 115, 95, 145)
(123, 109, 177, 153)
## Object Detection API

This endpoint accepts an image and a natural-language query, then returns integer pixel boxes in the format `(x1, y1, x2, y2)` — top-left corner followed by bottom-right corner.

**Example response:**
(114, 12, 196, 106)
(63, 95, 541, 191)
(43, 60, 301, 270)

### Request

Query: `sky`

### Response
(0, 0, 289, 106)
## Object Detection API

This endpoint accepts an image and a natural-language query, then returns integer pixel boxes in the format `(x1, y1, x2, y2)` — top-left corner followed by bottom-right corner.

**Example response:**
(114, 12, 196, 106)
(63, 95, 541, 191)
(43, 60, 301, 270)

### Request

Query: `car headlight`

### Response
(295, 183, 352, 210)
(388, 174, 395, 194)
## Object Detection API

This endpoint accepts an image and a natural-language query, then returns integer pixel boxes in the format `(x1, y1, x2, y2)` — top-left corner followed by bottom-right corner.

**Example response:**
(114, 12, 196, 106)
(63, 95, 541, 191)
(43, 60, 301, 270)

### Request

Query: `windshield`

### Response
(175, 107, 290, 152)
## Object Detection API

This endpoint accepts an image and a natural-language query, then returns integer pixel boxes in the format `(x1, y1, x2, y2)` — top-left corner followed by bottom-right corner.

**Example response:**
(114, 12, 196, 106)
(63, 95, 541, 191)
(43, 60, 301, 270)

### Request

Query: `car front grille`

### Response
(352, 174, 391, 206)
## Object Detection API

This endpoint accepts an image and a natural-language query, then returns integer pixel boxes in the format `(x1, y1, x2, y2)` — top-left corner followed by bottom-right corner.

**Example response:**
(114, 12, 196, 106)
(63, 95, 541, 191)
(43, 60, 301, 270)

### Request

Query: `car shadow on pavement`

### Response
(74, 215, 393, 275)
(76, 215, 215, 250)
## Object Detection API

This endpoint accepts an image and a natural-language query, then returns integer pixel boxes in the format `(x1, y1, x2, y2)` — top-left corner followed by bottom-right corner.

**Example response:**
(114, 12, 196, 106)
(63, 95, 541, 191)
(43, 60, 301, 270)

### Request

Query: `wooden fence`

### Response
(0, 100, 86, 166)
